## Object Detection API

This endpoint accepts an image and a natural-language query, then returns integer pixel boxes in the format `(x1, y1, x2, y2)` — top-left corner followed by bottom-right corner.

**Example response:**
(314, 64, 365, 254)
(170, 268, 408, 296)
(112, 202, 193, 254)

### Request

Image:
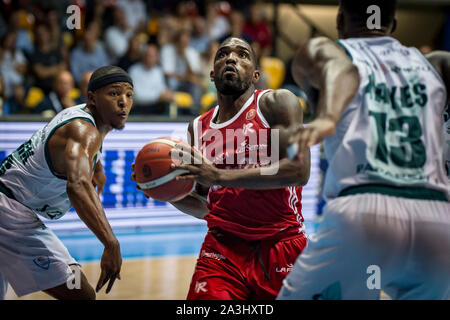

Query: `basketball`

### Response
(134, 137, 194, 202)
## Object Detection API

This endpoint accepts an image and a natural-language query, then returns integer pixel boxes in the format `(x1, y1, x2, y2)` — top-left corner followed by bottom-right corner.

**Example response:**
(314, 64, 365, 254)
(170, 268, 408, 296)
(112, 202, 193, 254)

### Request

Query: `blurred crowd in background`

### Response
(0, 0, 298, 118)
(0, 0, 446, 119)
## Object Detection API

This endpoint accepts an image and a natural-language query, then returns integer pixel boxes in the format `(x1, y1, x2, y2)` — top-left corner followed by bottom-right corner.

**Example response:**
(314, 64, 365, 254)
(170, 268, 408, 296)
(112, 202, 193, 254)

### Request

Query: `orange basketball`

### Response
(134, 137, 194, 202)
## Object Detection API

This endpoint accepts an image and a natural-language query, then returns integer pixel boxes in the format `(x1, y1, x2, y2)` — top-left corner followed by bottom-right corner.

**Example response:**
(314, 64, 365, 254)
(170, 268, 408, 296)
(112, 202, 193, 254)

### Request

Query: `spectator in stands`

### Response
(199, 40, 218, 95)
(29, 23, 65, 94)
(8, 10, 34, 56)
(158, 1, 193, 48)
(243, 2, 273, 56)
(205, 2, 230, 41)
(4, 84, 27, 115)
(34, 70, 76, 116)
(105, 6, 133, 64)
(129, 44, 174, 114)
(219, 10, 253, 44)
(75, 71, 93, 105)
(160, 29, 202, 115)
(47, 9, 63, 51)
(84, 0, 108, 33)
(251, 41, 269, 89)
(0, 31, 27, 99)
(190, 16, 211, 55)
(117, 34, 143, 72)
(70, 22, 109, 85)
(117, 0, 147, 33)
(0, 75, 5, 115)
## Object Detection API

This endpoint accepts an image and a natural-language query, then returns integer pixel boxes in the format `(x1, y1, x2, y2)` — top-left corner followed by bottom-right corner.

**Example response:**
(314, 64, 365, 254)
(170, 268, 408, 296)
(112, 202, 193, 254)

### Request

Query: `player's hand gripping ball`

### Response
(134, 137, 194, 202)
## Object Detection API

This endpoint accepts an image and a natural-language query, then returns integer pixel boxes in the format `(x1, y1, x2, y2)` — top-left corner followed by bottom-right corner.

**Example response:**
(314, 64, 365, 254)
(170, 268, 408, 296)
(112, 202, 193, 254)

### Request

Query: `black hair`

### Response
(340, 0, 397, 29)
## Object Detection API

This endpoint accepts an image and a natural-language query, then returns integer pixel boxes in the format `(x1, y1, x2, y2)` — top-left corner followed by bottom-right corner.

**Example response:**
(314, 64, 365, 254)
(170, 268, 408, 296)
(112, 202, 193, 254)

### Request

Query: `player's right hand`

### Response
(96, 241, 122, 294)
(288, 117, 337, 161)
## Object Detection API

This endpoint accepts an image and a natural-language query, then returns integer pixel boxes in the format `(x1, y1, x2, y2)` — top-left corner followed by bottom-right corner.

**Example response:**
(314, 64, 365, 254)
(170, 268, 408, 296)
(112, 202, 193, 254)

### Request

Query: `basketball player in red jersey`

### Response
(168, 37, 311, 300)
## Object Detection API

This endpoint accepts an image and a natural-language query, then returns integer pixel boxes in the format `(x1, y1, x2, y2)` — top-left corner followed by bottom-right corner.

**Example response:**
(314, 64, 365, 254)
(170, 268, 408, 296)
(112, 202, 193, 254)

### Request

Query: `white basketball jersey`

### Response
(323, 36, 449, 200)
(0, 104, 101, 219)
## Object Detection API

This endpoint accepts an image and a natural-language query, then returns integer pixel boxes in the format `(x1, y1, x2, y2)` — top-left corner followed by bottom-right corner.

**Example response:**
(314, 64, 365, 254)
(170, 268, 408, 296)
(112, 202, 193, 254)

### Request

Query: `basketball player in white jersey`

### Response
(278, 0, 450, 299)
(0, 66, 133, 299)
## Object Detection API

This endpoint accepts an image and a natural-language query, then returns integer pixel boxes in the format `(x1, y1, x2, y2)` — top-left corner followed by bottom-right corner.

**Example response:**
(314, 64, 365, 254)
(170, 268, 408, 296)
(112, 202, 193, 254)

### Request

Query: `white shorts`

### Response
(278, 193, 450, 300)
(0, 193, 78, 298)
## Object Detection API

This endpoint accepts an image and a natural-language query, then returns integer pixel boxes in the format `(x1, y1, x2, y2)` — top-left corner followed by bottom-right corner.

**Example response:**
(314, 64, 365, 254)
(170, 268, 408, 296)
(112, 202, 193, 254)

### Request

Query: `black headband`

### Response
(87, 73, 134, 92)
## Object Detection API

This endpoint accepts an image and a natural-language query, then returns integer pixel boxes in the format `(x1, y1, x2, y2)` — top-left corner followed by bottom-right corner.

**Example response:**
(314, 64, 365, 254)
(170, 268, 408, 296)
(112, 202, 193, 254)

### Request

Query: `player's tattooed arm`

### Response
(426, 51, 450, 105)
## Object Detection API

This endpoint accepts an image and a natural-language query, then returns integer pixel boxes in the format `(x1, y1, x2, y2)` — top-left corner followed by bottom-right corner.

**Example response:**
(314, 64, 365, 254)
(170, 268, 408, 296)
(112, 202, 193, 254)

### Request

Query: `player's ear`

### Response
(87, 91, 96, 107)
(252, 70, 260, 84)
(390, 19, 397, 34)
(210, 70, 215, 82)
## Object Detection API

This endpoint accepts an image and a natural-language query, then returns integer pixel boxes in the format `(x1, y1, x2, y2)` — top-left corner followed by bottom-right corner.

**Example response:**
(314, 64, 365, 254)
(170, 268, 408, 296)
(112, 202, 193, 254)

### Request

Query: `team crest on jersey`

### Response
(246, 109, 256, 120)
(33, 256, 50, 270)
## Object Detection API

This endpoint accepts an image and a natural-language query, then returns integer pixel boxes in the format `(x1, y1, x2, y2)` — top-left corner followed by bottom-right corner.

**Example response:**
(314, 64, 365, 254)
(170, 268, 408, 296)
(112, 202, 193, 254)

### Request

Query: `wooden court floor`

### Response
(5, 255, 198, 300)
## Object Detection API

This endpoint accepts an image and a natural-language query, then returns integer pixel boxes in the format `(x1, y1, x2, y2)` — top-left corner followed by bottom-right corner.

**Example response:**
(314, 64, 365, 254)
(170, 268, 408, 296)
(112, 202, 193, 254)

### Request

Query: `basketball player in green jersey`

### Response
(279, 0, 450, 299)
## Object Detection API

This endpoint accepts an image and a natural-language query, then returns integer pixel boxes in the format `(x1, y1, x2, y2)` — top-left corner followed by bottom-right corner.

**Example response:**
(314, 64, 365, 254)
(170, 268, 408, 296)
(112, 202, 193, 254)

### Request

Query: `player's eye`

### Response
(240, 52, 248, 58)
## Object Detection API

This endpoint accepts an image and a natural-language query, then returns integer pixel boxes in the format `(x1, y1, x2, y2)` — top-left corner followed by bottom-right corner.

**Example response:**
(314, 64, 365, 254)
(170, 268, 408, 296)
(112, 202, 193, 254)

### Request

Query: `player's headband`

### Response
(87, 73, 134, 92)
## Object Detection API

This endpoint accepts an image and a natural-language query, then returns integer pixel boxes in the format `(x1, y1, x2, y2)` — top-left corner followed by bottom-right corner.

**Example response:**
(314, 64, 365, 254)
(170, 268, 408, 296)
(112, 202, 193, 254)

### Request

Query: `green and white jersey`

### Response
(0, 104, 102, 220)
(323, 37, 449, 200)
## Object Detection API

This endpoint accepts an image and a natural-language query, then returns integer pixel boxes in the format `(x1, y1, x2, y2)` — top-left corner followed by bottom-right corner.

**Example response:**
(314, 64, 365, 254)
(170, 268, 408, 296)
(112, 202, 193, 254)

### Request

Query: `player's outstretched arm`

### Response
(426, 51, 450, 105)
(61, 121, 122, 294)
(173, 89, 311, 189)
(289, 36, 360, 157)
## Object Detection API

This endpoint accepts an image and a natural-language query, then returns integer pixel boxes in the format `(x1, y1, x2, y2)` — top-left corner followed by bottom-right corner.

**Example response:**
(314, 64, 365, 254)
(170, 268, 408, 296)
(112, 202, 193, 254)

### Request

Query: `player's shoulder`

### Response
(260, 89, 300, 111)
(259, 89, 303, 126)
(58, 118, 101, 146)
(425, 51, 450, 74)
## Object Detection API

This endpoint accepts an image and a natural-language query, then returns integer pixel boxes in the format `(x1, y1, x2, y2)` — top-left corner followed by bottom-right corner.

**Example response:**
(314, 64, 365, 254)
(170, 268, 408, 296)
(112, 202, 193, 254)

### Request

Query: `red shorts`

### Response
(187, 228, 307, 300)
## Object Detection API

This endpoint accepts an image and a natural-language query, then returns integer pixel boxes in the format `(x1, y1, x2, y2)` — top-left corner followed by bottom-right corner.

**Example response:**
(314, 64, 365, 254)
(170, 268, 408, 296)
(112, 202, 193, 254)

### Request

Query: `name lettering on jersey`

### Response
(365, 73, 428, 109)
(178, 122, 280, 175)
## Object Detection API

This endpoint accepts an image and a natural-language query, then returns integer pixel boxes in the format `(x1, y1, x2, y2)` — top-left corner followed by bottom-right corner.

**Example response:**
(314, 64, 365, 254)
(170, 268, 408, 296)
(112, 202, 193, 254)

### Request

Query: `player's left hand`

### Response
(170, 144, 219, 187)
(288, 116, 337, 161)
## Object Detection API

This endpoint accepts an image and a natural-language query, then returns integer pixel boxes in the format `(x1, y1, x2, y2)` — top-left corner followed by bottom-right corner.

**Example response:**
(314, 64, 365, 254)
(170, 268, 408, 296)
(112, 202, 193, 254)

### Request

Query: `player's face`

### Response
(211, 38, 259, 96)
(91, 82, 134, 130)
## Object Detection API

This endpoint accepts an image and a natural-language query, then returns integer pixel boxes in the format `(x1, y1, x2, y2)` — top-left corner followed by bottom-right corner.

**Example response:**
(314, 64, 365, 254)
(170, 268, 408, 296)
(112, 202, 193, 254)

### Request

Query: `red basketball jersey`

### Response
(193, 89, 304, 241)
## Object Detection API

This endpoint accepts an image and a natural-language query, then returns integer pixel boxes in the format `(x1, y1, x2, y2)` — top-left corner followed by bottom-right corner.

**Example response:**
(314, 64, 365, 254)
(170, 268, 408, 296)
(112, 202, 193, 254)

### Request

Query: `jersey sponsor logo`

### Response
(33, 256, 50, 270)
(200, 250, 226, 261)
(275, 263, 293, 273)
(246, 109, 256, 121)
